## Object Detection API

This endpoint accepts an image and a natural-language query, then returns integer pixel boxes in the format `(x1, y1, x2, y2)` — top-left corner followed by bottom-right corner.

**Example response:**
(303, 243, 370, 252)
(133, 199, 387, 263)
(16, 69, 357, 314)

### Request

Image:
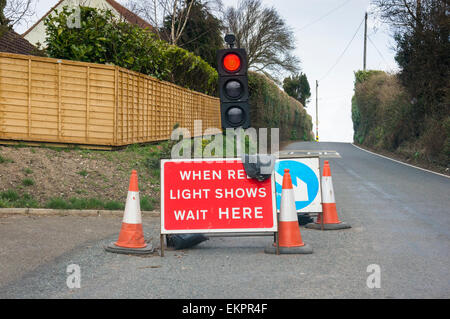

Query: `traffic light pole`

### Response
(315, 80, 318, 142)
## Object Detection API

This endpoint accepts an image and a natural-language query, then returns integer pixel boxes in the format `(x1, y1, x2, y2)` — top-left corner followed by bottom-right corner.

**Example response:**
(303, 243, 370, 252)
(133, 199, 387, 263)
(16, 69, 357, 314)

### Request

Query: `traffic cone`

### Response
(105, 170, 154, 254)
(306, 161, 351, 230)
(265, 169, 312, 254)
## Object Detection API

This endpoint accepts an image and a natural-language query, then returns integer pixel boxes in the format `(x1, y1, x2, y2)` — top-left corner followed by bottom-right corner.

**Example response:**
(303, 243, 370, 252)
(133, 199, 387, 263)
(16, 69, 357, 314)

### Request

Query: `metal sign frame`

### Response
(273, 156, 323, 214)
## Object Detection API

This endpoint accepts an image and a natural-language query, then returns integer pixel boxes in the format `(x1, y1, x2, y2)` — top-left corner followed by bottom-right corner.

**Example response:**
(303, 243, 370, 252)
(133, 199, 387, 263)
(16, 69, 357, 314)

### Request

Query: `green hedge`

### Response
(164, 44, 218, 96)
(352, 70, 416, 149)
(352, 70, 449, 166)
(248, 71, 313, 141)
(44, 6, 217, 95)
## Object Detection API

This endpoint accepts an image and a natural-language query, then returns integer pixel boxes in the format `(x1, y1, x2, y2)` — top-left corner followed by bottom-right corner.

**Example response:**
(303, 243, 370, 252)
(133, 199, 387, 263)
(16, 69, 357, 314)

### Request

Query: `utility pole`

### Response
(363, 12, 367, 71)
(315, 80, 318, 142)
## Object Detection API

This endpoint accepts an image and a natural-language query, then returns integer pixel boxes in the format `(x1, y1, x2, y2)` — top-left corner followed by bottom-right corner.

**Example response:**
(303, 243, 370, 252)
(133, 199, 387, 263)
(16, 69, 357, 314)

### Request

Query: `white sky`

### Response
(14, 0, 399, 142)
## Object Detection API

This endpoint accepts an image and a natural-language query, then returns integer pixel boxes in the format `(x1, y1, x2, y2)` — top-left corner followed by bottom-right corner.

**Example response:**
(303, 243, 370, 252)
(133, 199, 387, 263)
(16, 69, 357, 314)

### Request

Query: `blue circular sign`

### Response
(275, 160, 319, 211)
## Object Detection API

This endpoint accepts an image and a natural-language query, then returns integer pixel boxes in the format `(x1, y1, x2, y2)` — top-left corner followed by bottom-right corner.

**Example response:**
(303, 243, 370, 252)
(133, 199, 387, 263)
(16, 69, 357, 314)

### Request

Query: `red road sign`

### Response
(161, 158, 277, 234)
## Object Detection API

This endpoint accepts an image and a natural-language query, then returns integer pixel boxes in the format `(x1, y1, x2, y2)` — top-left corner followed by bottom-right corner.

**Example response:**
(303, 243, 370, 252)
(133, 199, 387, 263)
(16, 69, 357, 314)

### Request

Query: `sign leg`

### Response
(160, 234, 165, 257)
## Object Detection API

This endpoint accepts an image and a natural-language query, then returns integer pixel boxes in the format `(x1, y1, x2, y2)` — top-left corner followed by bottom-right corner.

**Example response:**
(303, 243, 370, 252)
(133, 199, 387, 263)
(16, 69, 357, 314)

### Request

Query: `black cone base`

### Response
(305, 222, 351, 230)
(105, 242, 154, 255)
(264, 243, 313, 254)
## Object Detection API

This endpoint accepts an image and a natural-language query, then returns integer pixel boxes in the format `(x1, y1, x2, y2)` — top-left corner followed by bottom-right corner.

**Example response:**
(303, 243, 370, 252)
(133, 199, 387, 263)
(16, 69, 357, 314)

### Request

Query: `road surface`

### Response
(0, 142, 449, 298)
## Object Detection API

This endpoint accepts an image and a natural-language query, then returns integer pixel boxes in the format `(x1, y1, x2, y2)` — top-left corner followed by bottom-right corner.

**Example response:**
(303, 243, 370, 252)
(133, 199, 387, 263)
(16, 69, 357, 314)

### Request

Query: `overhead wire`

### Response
(319, 15, 365, 82)
(367, 34, 392, 71)
(296, 0, 353, 32)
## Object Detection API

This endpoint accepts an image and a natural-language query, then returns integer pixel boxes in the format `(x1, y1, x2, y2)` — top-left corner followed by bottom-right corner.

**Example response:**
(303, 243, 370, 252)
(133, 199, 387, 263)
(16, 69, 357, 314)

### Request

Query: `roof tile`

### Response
(0, 29, 37, 55)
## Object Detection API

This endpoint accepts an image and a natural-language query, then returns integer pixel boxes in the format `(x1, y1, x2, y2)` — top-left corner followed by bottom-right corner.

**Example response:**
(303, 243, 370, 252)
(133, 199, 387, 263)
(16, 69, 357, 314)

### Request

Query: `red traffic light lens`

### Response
(223, 53, 241, 72)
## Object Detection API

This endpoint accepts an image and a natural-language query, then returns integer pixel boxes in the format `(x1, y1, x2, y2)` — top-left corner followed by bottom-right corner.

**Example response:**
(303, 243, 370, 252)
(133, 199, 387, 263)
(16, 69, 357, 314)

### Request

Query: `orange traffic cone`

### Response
(105, 170, 154, 254)
(306, 161, 351, 230)
(265, 169, 312, 254)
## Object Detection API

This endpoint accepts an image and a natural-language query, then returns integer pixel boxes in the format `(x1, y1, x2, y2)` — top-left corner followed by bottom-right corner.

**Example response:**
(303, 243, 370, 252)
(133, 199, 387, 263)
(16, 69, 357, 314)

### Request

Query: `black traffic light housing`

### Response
(217, 41, 250, 129)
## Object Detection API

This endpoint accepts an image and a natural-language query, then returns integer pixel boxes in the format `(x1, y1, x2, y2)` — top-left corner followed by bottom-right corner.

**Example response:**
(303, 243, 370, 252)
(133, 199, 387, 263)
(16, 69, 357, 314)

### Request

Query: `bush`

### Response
(44, 6, 217, 95)
(248, 71, 313, 141)
(353, 71, 415, 150)
(352, 70, 449, 166)
(164, 44, 218, 96)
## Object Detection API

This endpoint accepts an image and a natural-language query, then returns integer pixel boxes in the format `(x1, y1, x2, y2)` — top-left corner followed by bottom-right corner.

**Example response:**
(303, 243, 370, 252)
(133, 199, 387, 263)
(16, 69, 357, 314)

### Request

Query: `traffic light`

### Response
(217, 36, 250, 129)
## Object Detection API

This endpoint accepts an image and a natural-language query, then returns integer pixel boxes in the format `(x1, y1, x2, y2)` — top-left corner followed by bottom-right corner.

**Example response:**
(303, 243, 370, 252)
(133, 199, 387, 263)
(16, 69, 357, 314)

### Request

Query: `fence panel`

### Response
(0, 52, 221, 147)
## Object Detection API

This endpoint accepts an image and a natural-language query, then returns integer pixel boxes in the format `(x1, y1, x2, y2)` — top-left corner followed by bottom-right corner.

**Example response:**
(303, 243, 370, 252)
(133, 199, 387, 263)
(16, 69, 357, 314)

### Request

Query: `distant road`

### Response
(1, 142, 449, 298)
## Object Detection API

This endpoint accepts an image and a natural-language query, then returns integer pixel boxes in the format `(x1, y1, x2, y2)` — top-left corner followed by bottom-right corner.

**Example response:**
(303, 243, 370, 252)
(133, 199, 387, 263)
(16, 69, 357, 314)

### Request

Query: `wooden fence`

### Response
(0, 52, 221, 147)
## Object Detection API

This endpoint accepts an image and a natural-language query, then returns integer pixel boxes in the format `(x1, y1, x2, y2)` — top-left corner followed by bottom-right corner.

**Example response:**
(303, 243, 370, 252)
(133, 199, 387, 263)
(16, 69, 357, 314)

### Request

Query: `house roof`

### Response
(22, 0, 153, 37)
(22, 0, 64, 37)
(0, 29, 37, 55)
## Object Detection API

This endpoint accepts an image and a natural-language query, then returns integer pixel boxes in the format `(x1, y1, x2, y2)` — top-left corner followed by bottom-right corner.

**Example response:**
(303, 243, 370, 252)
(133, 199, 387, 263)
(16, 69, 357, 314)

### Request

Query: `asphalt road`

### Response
(0, 142, 449, 298)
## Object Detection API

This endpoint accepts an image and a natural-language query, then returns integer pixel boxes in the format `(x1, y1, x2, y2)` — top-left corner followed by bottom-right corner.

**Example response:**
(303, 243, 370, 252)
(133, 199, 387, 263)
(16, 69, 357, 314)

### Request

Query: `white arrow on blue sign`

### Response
(274, 158, 322, 213)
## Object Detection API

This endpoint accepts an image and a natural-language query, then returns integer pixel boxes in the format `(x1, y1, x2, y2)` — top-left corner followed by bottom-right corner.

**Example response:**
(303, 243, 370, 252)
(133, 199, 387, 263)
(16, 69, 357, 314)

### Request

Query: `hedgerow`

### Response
(352, 70, 449, 167)
(248, 71, 313, 141)
(44, 6, 217, 95)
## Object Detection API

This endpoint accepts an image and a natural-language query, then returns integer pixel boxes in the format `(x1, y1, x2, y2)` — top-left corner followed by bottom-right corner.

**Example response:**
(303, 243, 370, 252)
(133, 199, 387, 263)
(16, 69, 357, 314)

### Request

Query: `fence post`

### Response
(27, 57, 31, 137)
(86, 66, 90, 142)
(58, 61, 62, 140)
(114, 66, 118, 146)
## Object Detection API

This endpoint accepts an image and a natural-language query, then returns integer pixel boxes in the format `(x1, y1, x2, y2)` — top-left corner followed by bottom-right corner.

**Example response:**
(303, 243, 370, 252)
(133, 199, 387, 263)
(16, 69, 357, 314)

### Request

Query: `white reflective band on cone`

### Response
(122, 191, 142, 224)
(321, 176, 335, 203)
(279, 189, 298, 222)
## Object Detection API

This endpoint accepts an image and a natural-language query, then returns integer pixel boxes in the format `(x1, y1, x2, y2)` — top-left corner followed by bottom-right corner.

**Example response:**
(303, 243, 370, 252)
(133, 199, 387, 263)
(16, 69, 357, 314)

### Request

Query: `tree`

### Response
(125, 0, 195, 45)
(0, 0, 8, 37)
(371, 0, 449, 161)
(224, 0, 299, 82)
(371, 0, 449, 121)
(283, 73, 311, 107)
(1, 0, 35, 29)
(0, 0, 8, 27)
(162, 0, 224, 68)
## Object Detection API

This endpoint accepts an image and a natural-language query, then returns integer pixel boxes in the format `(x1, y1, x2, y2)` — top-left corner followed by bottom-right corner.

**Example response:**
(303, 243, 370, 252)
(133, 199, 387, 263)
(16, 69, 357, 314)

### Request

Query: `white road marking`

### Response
(351, 143, 449, 179)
